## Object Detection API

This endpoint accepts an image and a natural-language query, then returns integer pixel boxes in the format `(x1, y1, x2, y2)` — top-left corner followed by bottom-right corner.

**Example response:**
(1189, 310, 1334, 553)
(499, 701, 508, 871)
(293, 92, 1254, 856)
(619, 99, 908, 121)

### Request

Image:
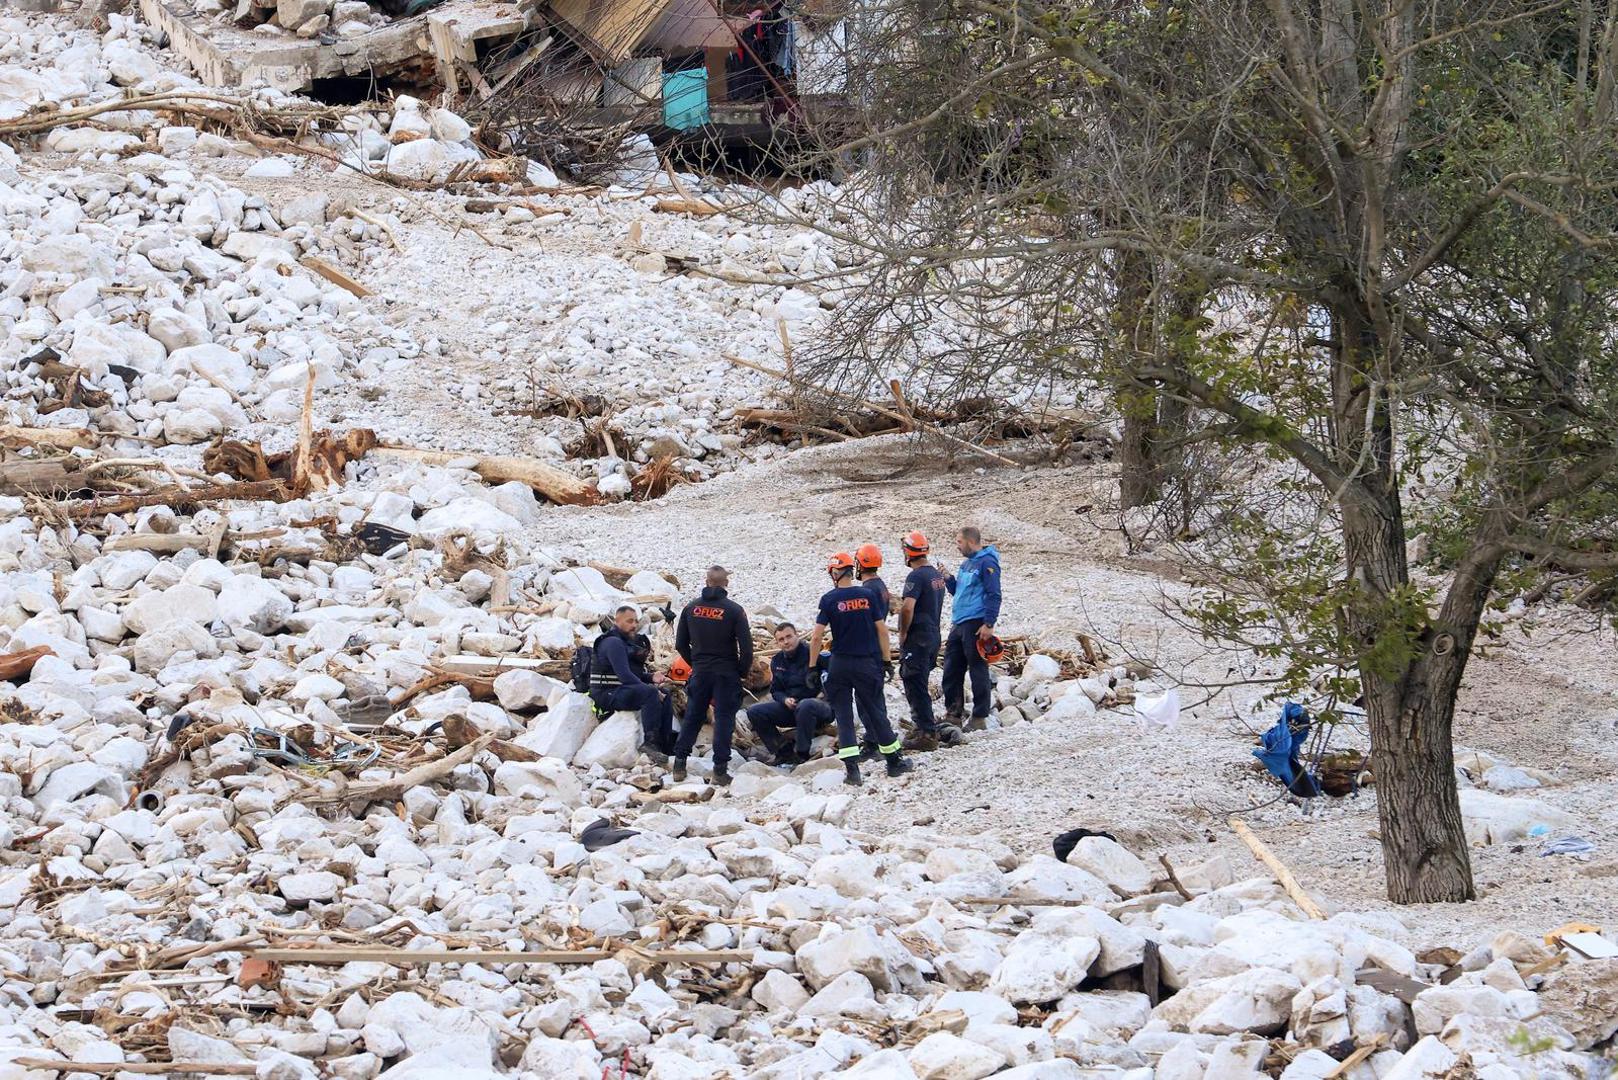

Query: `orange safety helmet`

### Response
(977, 634, 1008, 664)
(668, 656, 692, 683)
(826, 551, 856, 576)
(900, 531, 930, 558)
(855, 543, 883, 571)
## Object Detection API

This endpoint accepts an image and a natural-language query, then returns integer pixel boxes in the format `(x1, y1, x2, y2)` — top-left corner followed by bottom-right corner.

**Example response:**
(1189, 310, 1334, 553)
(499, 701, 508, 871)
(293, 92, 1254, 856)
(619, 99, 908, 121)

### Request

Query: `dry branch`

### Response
(724, 353, 1020, 466)
(0, 424, 98, 450)
(306, 734, 495, 807)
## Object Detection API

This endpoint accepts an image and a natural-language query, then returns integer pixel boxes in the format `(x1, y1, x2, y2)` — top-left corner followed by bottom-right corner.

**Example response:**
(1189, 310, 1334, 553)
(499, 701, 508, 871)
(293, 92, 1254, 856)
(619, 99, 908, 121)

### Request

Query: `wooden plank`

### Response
(544, 0, 676, 64)
(300, 257, 370, 297)
(1227, 817, 1327, 920)
(16, 1061, 255, 1077)
(1354, 967, 1431, 1004)
(251, 947, 752, 965)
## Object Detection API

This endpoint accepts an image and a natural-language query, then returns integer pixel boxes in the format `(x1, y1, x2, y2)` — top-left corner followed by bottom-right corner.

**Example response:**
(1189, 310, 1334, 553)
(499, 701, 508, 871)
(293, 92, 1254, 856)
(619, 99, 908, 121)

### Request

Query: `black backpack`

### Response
(570, 640, 597, 693)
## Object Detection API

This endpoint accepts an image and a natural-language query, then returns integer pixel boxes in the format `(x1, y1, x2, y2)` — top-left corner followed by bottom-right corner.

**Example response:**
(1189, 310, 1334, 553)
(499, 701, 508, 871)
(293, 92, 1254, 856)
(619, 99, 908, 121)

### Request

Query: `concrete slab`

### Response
(138, 0, 527, 91)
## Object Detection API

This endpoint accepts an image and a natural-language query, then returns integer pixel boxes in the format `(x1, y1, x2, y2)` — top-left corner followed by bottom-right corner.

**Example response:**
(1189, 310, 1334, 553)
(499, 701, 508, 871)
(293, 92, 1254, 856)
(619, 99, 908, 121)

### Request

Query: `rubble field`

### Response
(3, 6, 1618, 1080)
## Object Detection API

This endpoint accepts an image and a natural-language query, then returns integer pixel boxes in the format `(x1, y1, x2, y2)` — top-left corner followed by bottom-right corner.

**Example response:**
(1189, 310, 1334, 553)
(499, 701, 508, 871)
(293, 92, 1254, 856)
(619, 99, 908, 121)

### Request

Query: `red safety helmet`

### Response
(826, 552, 856, 576)
(900, 531, 929, 558)
(977, 635, 1008, 664)
(855, 543, 883, 571)
(668, 657, 692, 684)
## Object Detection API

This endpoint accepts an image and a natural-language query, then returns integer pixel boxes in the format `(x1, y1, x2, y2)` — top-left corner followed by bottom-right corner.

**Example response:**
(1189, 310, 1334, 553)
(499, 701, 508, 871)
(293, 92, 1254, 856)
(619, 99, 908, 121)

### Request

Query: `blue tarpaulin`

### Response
(1254, 702, 1322, 796)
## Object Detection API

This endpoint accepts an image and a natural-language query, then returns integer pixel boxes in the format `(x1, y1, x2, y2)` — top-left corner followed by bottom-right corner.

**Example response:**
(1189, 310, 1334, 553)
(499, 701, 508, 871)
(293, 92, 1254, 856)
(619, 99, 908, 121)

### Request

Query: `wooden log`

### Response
(1, 646, 54, 682)
(370, 446, 599, 506)
(103, 533, 213, 554)
(1227, 817, 1327, 920)
(0, 458, 96, 497)
(0, 424, 98, 450)
(63, 480, 287, 518)
(249, 946, 752, 966)
(15, 1061, 256, 1077)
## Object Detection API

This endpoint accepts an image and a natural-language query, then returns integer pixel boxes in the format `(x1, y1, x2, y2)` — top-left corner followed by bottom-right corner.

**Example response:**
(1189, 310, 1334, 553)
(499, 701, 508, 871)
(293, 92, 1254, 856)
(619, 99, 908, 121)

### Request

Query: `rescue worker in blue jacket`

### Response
(895, 531, 959, 750)
(941, 526, 1002, 730)
(672, 566, 753, 786)
(809, 552, 913, 787)
(745, 622, 834, 767)
(589, 605, 675, 760)
(853, 543, 891, 760)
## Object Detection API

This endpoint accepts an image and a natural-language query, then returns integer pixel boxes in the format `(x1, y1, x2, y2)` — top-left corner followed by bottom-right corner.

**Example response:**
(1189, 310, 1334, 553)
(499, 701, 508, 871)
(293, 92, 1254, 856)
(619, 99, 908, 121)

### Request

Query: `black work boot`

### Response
(713, 767, 733, 787)
(885, 752, 914, 777)
(858, 742, 880, 762)
(843, 760, 863, 787)
(642, 746, 669, 767)
(671, 757, 688, 782)
(903, 727, 939, 752)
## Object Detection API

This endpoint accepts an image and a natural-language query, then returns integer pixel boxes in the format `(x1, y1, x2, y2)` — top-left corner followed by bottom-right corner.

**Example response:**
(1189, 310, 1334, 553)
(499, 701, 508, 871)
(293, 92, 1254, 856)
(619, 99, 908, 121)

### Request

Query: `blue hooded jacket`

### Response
(947, 544, 1002, 625)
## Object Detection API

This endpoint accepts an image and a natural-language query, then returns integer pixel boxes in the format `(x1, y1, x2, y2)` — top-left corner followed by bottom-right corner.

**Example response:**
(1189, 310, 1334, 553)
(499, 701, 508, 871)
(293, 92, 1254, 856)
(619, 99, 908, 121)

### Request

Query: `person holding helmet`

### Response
(589, 604, 676, 762)
(745, 622, 834, 766)
(942, 525, 1002, 730)
(853, 542, 891, 760)
(672, 566, 754, 786)
(809, 552, 913, 786)
(895, 530, 957, 750)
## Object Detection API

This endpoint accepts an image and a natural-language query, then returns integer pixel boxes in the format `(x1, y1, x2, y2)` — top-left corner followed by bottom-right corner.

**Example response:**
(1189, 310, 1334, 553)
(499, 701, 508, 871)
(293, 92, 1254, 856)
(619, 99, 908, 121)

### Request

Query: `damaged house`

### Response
(143, 0, 851, 170)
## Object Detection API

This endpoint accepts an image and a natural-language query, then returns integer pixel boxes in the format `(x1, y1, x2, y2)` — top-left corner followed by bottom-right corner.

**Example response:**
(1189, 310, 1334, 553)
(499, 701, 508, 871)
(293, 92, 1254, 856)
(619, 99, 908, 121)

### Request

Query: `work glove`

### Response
(883, 661, 895, 682)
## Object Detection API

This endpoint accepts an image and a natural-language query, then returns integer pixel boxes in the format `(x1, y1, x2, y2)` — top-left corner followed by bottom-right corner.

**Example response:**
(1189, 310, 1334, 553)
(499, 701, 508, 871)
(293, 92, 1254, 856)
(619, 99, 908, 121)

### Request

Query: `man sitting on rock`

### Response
(589, 605, 675, 763)
(746, 622, 834, 767)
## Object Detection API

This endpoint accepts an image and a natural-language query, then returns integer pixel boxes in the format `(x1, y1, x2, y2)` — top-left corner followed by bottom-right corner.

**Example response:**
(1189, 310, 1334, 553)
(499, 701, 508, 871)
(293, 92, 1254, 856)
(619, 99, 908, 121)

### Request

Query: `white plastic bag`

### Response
(1134, 688, 1180, 731)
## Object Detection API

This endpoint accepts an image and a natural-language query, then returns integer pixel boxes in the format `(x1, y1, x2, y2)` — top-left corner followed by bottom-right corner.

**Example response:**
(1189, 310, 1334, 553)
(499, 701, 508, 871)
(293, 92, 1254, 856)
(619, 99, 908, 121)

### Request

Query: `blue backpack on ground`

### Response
(1255, 702, 1323, 797)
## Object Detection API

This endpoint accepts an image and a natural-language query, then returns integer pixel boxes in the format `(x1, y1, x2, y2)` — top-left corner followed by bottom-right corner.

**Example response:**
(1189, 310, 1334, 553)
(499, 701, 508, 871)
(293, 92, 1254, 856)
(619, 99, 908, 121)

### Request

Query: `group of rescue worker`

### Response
(586, 527, 1003, 788)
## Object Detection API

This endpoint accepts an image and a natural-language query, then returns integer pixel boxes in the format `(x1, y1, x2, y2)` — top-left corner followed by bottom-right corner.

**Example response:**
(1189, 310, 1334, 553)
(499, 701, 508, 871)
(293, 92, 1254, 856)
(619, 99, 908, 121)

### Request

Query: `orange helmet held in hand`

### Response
(977, 635, 1008, 664)
(900, 531, 930, 558)
(668, 657, 692, 683)
(826, 552, 856, 576)
(855, 543, 883, 571)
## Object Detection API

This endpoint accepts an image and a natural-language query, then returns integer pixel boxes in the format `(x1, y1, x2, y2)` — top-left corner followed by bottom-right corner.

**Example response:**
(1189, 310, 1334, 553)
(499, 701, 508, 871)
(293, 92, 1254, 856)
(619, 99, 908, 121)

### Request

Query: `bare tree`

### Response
(797, 0, 1618, 902)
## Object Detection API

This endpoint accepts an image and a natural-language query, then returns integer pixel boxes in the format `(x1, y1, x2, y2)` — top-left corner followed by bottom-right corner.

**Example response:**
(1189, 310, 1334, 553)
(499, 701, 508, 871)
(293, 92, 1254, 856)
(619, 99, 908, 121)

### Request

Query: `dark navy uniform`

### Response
(899, 563, 947, 731)
(673, 586, 754, 771)
(590, 627, 675, 752)
(815, 584, 899, 759)
(746, 641, 834, 758)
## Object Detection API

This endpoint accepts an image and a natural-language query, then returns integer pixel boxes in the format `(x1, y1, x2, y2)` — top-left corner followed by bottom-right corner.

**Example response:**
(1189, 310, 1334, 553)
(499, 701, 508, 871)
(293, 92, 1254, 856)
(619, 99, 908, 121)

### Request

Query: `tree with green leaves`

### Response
(800, 0, 1618, 902)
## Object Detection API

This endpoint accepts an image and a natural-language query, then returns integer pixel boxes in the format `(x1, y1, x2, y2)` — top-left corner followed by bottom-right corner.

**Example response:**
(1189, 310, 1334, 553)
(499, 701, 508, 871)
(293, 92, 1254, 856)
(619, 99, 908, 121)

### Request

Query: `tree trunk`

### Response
(1113, 249, 1158, 509)
(1332, 301, 1475, 904)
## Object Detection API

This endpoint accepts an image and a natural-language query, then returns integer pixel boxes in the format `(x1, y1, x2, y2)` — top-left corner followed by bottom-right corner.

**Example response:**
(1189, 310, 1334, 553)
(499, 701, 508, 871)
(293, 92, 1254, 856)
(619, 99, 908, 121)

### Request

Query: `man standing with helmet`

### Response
(895, 531, 957, 750)
(672, 566, 753, 786)
(853, 542, 890, 760)
(809, 552, 913, 787)
(941, 526, 1002, 731)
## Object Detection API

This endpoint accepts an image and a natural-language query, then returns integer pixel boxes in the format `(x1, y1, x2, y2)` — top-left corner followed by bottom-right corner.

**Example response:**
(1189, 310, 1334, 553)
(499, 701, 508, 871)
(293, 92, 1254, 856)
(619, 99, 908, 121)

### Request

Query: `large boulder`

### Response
(986, 929, 1098, 1005)
(1061, 836, 1153, 896)
(1457, 788, 1577, 845)
(217, 575, 293, 634)
(1151, 967, 1303, 1035)
(515, 693, 599, 762)
(797, 927, 894, 992)
(571, 712, 639, 770)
